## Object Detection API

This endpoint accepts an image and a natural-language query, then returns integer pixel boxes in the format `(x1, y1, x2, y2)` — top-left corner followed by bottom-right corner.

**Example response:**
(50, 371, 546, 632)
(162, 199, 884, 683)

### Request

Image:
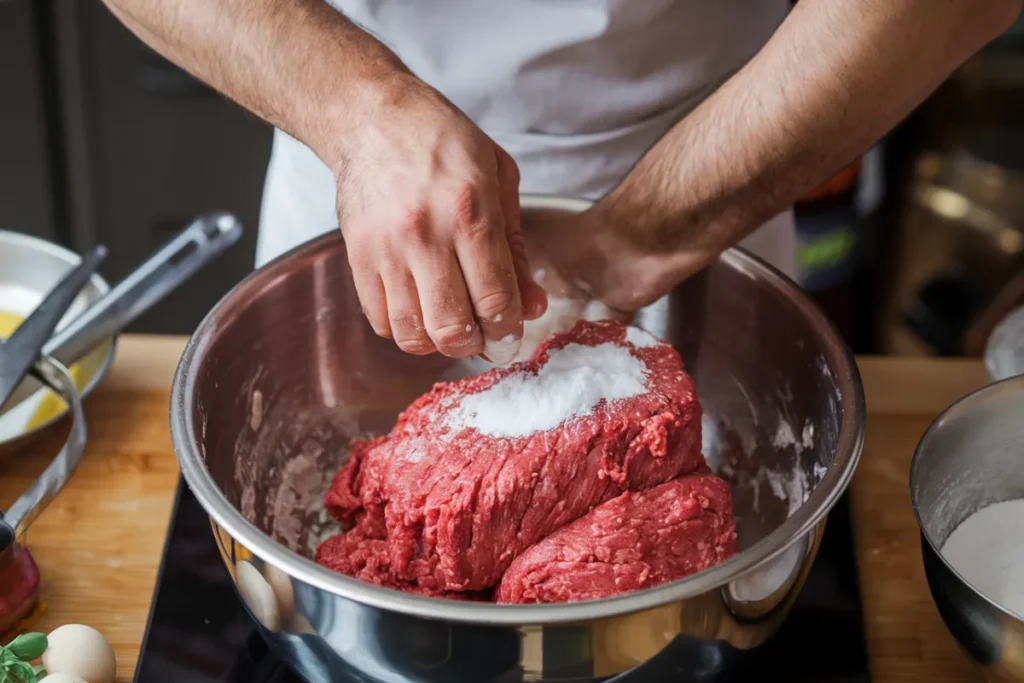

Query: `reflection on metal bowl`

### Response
(171, 195, 865, 682)
(912, 375, 1024, 683)
(0, 231, 115, 457)
(986, 305, 1024, 381)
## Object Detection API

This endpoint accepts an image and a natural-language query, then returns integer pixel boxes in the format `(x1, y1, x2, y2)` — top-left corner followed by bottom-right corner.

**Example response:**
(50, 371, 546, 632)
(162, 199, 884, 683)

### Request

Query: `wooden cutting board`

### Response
(852, 358, 990, 682)
(0, 339, 992, 681)
(0, 337, 184, 681)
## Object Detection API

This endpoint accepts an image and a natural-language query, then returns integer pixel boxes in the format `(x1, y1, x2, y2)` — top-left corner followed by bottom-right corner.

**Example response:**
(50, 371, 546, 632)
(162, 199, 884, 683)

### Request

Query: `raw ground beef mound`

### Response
(315, 319, 736, 602)
(496, 472, 737, 603)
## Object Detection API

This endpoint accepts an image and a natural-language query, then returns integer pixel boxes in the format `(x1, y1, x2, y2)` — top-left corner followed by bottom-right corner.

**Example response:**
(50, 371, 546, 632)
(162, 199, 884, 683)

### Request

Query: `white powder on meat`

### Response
(625, 326, 661, 348)
(403, 446, 426, 463)
(449, 341, 648, 437)
(512, 298, 635, 363)
(514, 296, 588, 363)
(941, 498, 1024, 619)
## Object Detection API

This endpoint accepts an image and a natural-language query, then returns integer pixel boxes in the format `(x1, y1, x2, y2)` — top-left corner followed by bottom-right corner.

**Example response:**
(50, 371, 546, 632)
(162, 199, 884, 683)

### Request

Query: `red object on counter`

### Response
(0, 545, 42, 640)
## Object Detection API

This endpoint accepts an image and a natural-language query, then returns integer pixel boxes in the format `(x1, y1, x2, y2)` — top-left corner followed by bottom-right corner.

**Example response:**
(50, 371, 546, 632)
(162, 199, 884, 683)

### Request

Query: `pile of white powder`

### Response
(511, 297, 649, 363)
(941, 497, 1024, 619)
(448, 338, 651, 438)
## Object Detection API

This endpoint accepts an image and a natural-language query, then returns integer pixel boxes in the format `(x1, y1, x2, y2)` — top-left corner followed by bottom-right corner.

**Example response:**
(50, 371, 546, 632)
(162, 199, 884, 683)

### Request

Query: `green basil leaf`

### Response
(5, 634, 47, 662)
(5, 660, 36, 683)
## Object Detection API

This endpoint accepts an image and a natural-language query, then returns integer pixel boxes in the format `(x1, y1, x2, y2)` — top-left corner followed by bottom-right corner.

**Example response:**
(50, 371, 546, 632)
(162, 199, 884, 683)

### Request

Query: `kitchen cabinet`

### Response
(0, 0, 59, 242)
(52, 1, 274, 334)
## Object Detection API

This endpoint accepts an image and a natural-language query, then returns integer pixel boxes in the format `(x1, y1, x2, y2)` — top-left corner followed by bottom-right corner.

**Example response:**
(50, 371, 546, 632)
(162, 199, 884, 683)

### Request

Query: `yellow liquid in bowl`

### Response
(0, 310, 25, 337)
(0, 310, 84, 431)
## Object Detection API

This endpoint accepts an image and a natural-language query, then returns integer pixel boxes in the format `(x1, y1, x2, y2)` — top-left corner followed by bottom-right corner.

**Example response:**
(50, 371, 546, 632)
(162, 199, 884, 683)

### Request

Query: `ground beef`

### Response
(496, 472, 737, 604)
(317, 320, 705, 594)
(315, 533, 493, 601)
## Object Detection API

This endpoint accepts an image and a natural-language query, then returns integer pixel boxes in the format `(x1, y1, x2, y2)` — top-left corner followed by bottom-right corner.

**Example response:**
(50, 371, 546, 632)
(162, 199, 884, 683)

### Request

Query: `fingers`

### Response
(341, 133, 538, 362)
(495, 151, 546, 321)
(354, 250, 482, 358)
(354, 271, 392, 339)
(380, 269, 434, 355)
(348, 242, 393, 338)
(450, 181, 525, 365)
(410, 249, 484, 358)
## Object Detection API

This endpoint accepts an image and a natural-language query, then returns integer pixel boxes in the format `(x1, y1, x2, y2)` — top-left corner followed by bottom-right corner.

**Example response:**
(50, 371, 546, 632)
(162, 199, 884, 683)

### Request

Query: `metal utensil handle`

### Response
(0, 245, 106, 408)
(45, 212, 243, 366)
(0, 357, 87, 556)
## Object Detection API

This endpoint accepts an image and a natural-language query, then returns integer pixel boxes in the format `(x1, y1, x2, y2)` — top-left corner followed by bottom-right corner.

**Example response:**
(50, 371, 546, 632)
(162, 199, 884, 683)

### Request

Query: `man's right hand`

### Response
(328, 80, 547, 363)
(96, 0, 546, 364)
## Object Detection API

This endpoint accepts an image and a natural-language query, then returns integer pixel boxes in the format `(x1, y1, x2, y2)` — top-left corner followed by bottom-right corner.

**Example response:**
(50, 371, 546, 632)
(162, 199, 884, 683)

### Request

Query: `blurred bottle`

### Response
(793, 147, 884, 344)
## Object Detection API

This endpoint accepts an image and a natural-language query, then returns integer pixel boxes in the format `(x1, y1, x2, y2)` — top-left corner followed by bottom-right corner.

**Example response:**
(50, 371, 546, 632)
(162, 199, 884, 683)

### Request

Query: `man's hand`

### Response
(97, 0, 546, 362)
(562, 0, 1022, 311)
(523, 207, 680, 315)
(333, 81, 546, 362)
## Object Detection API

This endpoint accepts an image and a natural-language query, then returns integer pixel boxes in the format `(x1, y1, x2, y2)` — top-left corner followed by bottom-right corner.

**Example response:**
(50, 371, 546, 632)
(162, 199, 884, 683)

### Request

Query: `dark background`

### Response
(2, 1, 1023, 356)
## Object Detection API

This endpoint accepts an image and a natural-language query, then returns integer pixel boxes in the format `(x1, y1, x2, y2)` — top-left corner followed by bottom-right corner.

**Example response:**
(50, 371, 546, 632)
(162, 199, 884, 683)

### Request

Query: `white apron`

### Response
(256, 0, 797, 280)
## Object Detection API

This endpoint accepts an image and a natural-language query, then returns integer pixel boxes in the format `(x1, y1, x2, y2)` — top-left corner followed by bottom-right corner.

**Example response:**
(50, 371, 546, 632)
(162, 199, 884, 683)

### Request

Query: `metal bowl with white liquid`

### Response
(912, 375, 1024, 682)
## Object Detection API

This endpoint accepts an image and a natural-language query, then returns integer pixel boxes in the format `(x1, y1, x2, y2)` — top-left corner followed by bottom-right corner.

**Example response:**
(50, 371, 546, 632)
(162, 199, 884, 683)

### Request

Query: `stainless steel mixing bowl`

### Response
(911, 375, 1024, 682)
(171, 194, 865, 682)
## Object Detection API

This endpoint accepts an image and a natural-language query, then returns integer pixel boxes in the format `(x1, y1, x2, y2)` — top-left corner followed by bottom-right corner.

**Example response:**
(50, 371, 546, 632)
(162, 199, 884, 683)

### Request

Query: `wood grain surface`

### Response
(0, 343, 994, 681)
(852, 415, 982, 682)
(0, 337, 185, 682)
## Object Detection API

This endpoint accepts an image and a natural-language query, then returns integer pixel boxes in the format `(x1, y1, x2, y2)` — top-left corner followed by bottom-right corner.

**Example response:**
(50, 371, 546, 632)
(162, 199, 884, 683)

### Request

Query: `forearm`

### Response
(605, 0, 1022, 260)
(100, 0, 410, 165)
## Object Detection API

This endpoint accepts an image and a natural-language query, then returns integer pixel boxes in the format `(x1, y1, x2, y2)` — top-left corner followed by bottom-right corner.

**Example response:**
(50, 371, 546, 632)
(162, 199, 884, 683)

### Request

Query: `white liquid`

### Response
(941, 498, 1024, 619)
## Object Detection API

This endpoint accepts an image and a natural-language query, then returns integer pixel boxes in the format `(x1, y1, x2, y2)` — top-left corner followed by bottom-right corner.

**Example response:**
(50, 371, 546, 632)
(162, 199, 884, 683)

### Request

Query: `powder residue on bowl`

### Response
(941, 497, 1024, 619)
(765, 467, 811, 517)
(771, 417, 815, 454)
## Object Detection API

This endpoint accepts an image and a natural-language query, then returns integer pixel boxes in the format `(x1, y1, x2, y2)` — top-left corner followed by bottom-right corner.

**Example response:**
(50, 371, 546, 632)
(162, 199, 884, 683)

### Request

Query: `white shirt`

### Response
(257, 0, 797, 279)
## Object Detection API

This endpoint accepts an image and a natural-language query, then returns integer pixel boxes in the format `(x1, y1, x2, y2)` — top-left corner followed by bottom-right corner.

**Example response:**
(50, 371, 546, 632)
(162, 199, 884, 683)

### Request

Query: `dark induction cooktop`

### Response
(133, 478, 870, 683)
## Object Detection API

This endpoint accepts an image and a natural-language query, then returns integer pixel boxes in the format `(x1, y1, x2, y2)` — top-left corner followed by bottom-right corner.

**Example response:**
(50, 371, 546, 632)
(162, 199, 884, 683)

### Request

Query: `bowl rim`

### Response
(0, 229, 117, 449)
(170, 193, 866, 625)
(910, 373, 1024, 623)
